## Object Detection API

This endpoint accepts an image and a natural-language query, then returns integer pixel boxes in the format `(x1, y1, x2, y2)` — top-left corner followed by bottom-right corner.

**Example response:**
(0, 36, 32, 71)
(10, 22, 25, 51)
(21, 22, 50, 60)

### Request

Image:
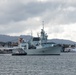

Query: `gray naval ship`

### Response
(12, 23, 62, 55)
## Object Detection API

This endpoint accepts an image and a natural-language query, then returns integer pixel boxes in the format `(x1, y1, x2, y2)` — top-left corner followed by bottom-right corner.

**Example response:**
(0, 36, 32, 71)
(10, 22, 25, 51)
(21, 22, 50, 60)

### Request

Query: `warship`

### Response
(12, 22, 61, 55)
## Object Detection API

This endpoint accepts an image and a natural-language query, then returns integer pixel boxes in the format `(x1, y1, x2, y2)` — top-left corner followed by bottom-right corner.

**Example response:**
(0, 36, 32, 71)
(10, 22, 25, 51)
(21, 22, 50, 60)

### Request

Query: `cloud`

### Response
(0, 0, 76, 41)
(0, 0, 76, 25)
(47, 23, 76, 41)
(0, 0, 63, 24)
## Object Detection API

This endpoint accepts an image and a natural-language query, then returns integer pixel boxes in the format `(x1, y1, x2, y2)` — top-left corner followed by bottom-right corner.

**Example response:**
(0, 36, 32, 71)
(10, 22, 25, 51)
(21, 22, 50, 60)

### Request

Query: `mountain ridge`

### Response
(48, 39, 76, 44)
(0, 34, 76, 44)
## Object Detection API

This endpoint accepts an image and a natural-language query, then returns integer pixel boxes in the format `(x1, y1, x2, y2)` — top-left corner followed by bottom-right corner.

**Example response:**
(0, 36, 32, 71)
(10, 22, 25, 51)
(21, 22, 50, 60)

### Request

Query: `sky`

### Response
(0, 0, 76, 41)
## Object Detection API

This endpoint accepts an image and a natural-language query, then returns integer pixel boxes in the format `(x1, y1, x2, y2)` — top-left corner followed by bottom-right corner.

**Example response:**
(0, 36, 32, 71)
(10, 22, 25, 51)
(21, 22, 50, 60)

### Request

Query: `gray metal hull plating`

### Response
(25, 46, 61, 55)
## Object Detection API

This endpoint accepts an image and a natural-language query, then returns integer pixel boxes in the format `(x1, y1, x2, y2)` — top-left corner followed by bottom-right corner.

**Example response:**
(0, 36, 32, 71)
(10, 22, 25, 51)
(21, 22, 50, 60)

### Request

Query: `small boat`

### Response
(12, 48, 27, 56)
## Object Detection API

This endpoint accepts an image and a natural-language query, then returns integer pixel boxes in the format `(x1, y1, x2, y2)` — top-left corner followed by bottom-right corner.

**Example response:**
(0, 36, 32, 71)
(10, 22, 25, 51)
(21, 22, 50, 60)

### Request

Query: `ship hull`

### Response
(12, 53, 27, 56)
(25, 46, 61, 55)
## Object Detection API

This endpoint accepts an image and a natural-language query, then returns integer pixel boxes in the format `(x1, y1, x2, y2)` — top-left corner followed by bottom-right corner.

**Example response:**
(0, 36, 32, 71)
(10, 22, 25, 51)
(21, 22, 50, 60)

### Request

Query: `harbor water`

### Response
(0, 53, 76, 75)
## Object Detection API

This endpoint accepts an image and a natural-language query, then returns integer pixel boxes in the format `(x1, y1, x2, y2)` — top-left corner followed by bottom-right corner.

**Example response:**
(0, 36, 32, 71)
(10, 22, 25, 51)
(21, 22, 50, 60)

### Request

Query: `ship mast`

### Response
(41, 21, 48, 43)
(42, 21, 44, 30)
